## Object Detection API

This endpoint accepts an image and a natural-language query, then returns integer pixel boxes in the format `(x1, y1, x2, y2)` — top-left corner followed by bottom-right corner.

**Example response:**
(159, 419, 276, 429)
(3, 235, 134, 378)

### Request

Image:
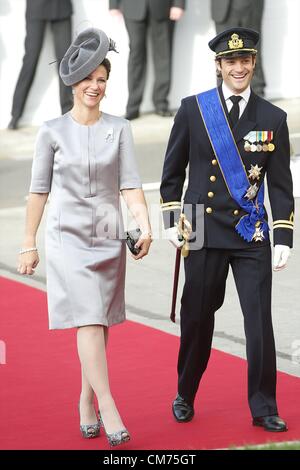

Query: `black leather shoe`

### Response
(253, 415, 288, 432)
(125, 111, 140, 120)
(7, 118, 19, 130)
(155, 108, 174, 117)
(172, 394, 194, 423)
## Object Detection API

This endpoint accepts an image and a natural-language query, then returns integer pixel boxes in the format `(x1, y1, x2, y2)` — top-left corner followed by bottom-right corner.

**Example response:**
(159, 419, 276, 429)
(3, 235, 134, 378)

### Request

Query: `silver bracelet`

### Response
(19, 247, 38, 255)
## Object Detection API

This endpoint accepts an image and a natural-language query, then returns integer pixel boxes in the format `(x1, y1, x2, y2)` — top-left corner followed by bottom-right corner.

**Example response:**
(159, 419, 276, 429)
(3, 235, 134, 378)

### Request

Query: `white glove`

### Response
(273, 244, 290, 271)
(165, 226, 184, 249)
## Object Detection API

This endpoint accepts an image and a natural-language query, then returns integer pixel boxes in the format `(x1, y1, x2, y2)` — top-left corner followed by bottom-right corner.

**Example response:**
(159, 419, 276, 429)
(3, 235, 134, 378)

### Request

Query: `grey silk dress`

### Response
(29, 112, 142, 329)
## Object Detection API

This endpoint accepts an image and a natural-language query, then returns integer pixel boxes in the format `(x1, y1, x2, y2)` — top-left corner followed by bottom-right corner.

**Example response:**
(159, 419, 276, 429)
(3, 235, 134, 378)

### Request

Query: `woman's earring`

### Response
(72, 88, 75, 95)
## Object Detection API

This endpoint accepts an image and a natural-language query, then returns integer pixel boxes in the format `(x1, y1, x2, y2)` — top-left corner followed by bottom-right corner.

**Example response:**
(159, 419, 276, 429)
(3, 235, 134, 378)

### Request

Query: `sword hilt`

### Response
(177, 213, 192, 258)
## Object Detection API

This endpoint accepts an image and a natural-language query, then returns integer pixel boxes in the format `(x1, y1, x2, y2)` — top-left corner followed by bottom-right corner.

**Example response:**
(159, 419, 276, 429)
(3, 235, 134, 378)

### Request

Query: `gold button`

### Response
(210, 175, 216, 182)
(206, 207, 213, 214)
(208, 192, 214, 198)
(212, 159, 217, 166)
(233, 209, 239, 216)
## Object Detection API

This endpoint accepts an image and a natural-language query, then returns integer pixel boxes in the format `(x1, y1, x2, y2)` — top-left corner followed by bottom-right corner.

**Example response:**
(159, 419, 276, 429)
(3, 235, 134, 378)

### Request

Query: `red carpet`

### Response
(0, 275, 300, 450)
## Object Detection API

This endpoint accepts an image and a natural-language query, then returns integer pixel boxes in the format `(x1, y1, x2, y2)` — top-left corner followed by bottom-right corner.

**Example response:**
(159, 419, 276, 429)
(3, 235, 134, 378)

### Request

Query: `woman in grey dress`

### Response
(17, 28, 152, 447)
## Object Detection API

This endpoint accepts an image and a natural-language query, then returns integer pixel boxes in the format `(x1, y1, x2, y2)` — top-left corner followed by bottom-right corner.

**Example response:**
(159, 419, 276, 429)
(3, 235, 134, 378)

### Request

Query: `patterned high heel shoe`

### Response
(98, 411, 130, 447)
(78, 402, 100, 439)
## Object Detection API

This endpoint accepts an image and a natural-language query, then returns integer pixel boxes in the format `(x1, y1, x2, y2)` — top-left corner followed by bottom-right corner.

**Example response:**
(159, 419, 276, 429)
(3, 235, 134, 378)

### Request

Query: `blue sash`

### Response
(196, 88, 269, 242)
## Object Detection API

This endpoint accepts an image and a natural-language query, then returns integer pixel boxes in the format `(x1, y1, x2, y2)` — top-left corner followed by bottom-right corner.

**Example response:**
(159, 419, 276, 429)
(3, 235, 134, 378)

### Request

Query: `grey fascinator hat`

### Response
(59, 27, 117, 86)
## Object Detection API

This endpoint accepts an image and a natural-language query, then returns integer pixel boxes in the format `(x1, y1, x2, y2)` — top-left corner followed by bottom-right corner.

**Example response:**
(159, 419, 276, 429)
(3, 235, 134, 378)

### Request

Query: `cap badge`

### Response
(228, 33, 244, 50)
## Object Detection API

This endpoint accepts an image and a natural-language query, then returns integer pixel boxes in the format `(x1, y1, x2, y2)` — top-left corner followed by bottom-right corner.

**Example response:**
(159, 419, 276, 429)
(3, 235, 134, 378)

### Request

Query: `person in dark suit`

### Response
(160, 27, 294, 432)
(109, 0, 185, 119)
(211, 0, 266, 97)
(8, 0, 73, 130)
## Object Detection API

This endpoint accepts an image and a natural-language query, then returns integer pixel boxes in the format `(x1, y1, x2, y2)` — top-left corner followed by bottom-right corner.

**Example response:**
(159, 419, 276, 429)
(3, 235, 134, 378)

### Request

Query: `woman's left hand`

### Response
(132, 233, 152, 260)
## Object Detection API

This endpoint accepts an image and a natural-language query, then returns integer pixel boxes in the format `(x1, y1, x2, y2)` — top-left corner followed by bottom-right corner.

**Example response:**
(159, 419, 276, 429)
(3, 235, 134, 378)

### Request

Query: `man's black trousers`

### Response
(178, 244, 278, 418)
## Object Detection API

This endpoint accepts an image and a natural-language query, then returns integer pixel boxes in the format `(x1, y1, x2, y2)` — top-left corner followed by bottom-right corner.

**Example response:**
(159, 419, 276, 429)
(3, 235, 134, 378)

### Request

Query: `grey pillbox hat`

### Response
(59, 28, 117, 86)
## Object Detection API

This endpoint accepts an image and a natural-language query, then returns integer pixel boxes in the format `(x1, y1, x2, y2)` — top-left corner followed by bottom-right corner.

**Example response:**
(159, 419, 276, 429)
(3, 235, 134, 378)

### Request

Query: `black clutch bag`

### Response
(125, 228, 142, 255)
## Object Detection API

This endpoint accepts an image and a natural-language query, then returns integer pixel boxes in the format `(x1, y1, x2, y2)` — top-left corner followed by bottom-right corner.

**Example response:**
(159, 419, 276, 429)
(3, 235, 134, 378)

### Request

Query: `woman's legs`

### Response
(77, 325, 126, 434)
(79, 368, 98, 425)
(79, 327, 109, 424)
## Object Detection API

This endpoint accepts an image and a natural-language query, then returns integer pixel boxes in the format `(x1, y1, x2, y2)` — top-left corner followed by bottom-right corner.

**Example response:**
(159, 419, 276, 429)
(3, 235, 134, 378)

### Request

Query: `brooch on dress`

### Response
(106, 128, 114, 142)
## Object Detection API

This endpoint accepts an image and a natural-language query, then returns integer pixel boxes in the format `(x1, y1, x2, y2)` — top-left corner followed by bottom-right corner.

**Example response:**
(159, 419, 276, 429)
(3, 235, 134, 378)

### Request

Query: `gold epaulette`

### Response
(273, 212, 294, 230)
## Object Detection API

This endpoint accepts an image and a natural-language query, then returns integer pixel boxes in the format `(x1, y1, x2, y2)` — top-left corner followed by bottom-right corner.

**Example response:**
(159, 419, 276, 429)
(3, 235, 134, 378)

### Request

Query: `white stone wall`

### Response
(0, 0, 299, 128)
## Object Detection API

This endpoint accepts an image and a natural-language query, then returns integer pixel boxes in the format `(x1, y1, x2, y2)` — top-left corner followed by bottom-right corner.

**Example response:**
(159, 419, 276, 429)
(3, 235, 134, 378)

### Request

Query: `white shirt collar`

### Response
(222, 82, 251, 104)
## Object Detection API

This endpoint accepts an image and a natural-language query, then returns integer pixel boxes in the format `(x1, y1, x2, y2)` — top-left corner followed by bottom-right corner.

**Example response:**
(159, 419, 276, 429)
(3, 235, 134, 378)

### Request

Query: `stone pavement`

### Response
(0, 98, 300, 378)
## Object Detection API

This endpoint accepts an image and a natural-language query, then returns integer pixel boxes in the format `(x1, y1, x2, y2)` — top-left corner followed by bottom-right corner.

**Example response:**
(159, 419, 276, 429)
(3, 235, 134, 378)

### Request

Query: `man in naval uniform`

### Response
(160, 27, 294, 432)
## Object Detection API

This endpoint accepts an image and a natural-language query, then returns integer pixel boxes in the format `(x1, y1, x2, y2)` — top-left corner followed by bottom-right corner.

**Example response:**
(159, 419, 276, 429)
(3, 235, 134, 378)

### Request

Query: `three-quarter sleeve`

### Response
(118, 120, 142, 190)
(29, 123, 55, 193)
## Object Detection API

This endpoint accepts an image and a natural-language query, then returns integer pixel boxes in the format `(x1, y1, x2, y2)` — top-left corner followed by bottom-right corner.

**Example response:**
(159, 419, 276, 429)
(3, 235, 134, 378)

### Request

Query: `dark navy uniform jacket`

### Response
(160, 87, 294, 249)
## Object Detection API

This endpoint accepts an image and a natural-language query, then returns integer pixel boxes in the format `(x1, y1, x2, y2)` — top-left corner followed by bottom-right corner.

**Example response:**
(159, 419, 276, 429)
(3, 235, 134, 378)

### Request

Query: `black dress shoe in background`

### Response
(125, 111, 140, 121)
(172, 394, 194, 423)
(253, 415, 288, 432)
(7, 118, 19, 130)
(155, 108, 174, 117)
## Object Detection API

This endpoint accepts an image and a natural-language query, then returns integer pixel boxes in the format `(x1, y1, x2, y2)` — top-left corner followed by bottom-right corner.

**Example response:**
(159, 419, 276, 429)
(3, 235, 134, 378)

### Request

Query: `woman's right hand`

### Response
(17, 250, 39, 275)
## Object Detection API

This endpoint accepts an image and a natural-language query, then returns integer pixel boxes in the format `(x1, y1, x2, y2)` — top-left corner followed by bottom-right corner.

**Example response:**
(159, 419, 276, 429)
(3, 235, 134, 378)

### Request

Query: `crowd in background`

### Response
(5, 0, 265, 129)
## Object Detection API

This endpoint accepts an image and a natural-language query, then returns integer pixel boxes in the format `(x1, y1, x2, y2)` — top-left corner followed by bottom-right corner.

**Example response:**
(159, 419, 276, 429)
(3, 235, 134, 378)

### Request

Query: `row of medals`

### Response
(244, 131, 269, 242)
(244, 130, 275, 153)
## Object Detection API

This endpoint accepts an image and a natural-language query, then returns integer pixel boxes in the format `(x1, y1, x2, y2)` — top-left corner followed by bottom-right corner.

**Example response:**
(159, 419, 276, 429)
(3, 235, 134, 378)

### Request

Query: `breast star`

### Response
(244, 183, 259, 200)
(248, 164, 263, 180)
